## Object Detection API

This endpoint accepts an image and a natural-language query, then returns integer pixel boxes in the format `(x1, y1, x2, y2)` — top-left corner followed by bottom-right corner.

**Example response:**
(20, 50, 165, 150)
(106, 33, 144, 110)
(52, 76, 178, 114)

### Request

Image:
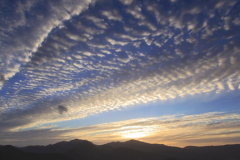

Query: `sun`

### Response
(120, 129, 150, 139)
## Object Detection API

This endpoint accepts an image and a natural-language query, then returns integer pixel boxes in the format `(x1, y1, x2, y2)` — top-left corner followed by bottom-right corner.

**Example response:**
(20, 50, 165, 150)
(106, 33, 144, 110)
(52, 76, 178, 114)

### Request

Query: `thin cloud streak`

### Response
(1, 112, 240, 147)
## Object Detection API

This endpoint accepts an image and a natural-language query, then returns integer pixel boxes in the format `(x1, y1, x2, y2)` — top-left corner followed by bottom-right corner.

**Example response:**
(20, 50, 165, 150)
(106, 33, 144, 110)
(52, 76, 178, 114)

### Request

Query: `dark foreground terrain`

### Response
(0, 139, 240, 160)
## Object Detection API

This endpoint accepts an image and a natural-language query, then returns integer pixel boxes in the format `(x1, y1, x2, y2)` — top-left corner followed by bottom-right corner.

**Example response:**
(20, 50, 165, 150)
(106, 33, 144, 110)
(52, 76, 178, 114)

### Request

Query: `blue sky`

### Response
(0, 0, 240, 147)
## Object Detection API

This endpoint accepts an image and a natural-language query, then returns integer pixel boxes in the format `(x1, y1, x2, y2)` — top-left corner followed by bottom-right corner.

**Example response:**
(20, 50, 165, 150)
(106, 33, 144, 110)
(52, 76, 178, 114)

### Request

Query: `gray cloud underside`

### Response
(0, 0, 240, 131)
(58, 105, 68, 114)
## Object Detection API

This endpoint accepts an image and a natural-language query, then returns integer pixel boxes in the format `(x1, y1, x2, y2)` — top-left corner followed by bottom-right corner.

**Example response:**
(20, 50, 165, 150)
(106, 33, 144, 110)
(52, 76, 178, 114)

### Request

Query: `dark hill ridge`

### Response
(106, 139, 186, 159)
(106, 139, 183, 153)
(107, 147, 160, 160)
(0, 145, 73, 160)
(0, 139, 240, 160)
(22, 139, 87, 154)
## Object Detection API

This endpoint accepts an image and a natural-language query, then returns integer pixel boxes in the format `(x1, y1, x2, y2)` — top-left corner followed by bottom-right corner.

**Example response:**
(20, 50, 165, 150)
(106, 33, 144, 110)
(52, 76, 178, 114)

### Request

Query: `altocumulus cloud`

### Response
(0, 0, 240, 142)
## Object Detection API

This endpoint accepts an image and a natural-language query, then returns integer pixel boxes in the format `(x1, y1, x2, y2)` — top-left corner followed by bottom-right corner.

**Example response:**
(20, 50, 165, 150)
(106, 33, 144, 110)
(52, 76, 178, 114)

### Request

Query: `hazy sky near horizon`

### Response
(1, 0, 240, 147)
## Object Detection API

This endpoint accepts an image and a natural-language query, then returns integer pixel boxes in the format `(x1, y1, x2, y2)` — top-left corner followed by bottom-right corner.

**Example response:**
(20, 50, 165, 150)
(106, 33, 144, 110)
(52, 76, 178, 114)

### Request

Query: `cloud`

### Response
(119, 0, 133, 5)
(1, 112, 240, 147)
(0, 0, 95, 83)
(0, 75, 5, 83)
(101, 10, 122, 21)
(84, 15, 107, 29)
(58, 105, 68, 115)
(0, 0, 239, 134)
(233, 17, 240, 26)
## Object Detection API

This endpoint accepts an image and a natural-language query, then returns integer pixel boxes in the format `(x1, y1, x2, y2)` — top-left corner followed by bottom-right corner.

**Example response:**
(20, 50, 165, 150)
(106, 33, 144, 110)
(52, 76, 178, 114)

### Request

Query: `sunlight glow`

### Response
(120, 129, 150, 138)
(119, 126, 156, 139)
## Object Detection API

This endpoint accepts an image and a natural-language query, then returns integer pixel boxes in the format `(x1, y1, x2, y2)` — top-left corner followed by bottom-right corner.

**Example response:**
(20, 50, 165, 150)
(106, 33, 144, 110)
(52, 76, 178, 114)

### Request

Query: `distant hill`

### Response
(21, 139, 87, 154)
(107, 140, 183, 153)
(106, 139, 185, 159)
(1, 139, 239, 160)
(0, 145, 73, 160)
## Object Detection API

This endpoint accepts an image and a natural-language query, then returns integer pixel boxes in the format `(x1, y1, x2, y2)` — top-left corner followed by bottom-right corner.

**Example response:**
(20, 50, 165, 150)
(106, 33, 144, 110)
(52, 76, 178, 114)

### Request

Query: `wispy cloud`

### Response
(1, 112, 240, 147)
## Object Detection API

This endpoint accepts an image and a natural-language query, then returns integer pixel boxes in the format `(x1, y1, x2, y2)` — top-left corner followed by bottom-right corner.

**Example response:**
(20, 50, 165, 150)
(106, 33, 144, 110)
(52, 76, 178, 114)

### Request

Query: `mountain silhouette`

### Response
(107, 139, 182, 153)
(0, 145, 73, 160)
(106, 139, 186, 159)
(22, 139, 87, 154)
(0, 139, 239, 160)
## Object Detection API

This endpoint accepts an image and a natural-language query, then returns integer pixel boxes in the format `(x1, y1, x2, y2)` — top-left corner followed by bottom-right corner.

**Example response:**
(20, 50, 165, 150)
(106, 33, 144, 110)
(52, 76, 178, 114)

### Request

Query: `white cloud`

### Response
(0, 0, 95, 87)
(175, 49, 184, 57)
(233, 17, 240, 26)
(106, 38, 128, 46)
(85, 15, 107, 29)
(215, 1, 225, 8)
(75, 22, 105, 35)
(139, 21, 157, 31)
(102, 10, 122, 21)
(119, 0, 133, 5)
(126, 8, 145, 20)
(227, 80, 235, 90)
(101, 50, 112, 54)
(224, 16, 231, 30)
(83, 52, 93, 56)
(146, 5, 161, 23)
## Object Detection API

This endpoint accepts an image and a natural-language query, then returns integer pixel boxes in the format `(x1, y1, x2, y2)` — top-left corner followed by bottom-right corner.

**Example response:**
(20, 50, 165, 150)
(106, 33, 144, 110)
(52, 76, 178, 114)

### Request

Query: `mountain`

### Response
(22, 139, 87, 153)
(105, 147, 160, 160)
(106, 140, 240, 160)
(21, 139, 159, 160)
(183, 144, 240, 160)
(2, 139, 237, 160)
(64, 140, 103, 160)
(0, 145, 73, 160)
(106, 139, 184, 156)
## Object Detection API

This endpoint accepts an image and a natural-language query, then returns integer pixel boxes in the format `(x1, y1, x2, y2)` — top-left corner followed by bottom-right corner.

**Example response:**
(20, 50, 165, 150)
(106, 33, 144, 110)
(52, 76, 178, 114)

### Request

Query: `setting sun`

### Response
(119, 126, 155, 139)
(121, 130, 150, 139)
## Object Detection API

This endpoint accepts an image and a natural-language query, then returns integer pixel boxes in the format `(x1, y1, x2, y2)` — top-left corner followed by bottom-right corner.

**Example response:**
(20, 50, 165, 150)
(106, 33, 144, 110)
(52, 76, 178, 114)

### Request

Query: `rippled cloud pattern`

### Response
(0, 0, 240, 146)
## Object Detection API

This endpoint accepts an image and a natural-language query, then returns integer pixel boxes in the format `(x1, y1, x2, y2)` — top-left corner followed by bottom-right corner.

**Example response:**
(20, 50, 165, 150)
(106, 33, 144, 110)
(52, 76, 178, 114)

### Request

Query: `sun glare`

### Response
(120, 129, 151, 139)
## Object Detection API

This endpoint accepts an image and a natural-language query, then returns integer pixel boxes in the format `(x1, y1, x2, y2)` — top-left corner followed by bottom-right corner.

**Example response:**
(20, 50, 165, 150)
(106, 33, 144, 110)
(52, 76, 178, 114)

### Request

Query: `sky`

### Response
(0, 0, 240, 147)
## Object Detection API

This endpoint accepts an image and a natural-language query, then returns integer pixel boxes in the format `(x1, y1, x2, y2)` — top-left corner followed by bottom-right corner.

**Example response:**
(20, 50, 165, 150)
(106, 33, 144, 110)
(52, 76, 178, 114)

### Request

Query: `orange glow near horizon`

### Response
(120, 130, 150, 139)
